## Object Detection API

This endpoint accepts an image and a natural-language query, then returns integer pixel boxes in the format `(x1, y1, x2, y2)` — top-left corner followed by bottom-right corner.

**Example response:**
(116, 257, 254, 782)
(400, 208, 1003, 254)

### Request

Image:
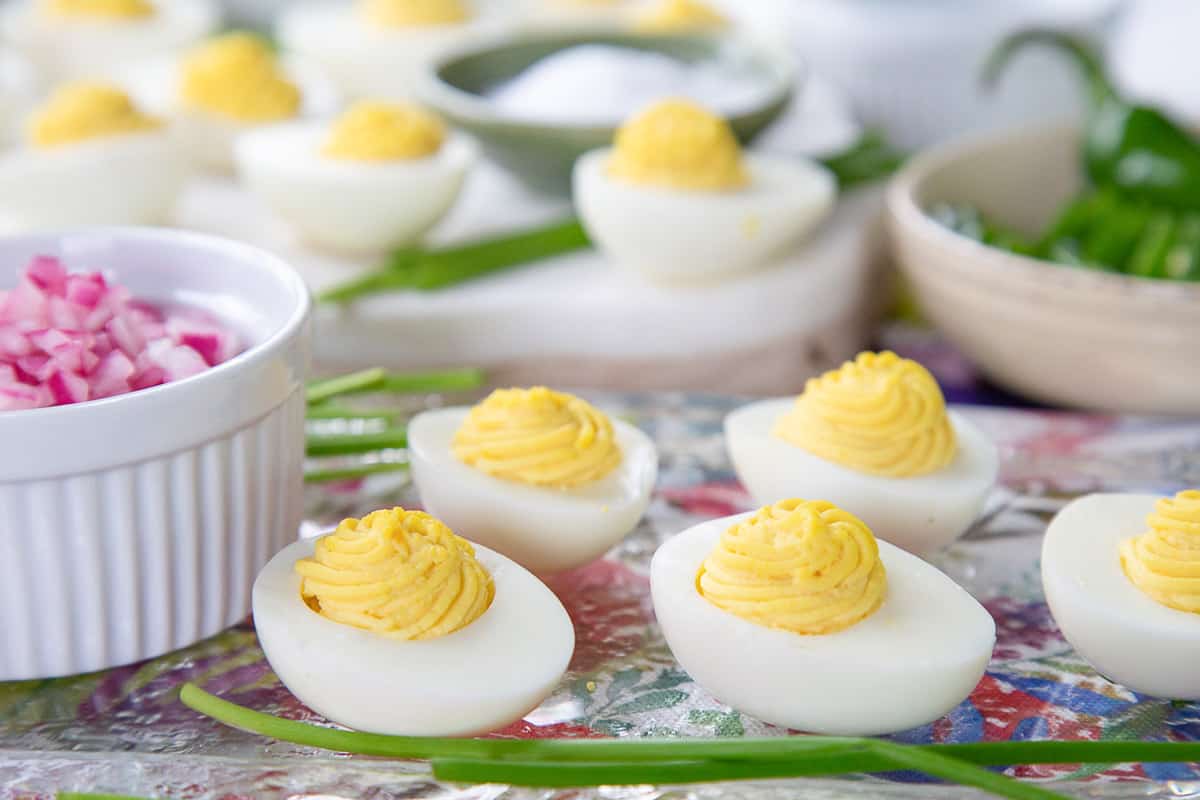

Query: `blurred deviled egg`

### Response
(254, 507, 574, 735)
(632, 0, 730, 33)
(235, 100, 476, 253)
(521, 0, 634, 31)
(1043, 490, 1200, 700)
(652, 498, 996, 735)
(573, 99, 835, 283)
(725, 351, 998, 555)
(116, 31, 339, 171)
(408, 387, 658, 573)
(0, 81, 185, 231)
(0, 51, 40, 146)
(278, 0, 506, 101)
(1, 0, 218, 82)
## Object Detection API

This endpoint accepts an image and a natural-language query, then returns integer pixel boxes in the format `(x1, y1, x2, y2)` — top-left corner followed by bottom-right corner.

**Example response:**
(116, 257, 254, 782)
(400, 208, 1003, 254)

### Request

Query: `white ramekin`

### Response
(0, 228, 311, 681)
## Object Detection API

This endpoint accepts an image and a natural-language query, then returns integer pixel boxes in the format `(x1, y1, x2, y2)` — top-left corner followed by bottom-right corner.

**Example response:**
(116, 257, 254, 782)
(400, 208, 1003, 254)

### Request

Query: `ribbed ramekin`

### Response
(0, 228, 311, 681)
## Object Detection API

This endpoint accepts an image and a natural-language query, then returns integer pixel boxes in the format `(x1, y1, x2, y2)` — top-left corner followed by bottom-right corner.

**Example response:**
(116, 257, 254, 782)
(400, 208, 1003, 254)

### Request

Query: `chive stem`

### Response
(306, 368, 387, 404)
(180, 684, 1200, 771)
(305, 462, 409, 484)
(305, 427, 408, 457)
(870, 741, 1068, 800)
(305, 405, 401, 421)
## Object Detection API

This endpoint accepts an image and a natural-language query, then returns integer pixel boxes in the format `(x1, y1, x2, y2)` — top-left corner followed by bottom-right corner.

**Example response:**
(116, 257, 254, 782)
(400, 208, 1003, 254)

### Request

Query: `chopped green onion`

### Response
(305, 462, 409, 484)
(305, 427, 407, 457)
(306, 368, 386, 404)
(819, 130, 906, 189)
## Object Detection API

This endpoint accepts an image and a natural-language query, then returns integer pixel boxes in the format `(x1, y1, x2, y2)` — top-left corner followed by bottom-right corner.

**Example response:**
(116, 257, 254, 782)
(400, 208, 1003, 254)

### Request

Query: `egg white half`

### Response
(253, 537, 575, 736)
(113, 52, 341, 172)
(725, 399, 998, 555)
(408, 405, 658, 574)
(234, 121, 476, 254)
(0, 131, 186, 232)
(573, 148, 835, 284)
(0, 0, 219, 82)
(1042, 493, 1200, 700)
(651, 511, 996, 736)
(277, 1, 506, 101)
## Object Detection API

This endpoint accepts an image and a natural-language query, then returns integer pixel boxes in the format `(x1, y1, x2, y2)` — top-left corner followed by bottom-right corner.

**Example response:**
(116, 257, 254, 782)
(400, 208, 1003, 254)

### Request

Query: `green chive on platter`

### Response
(3, 393, 1200, 799)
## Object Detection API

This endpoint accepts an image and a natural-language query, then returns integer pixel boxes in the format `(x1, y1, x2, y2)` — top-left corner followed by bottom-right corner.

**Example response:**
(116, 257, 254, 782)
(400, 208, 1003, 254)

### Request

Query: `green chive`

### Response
(305, 427, 408, 457)
(305, 404, 402, 421)
(179, 684, 1200, 770)
(870, 740, 1068, 800)
(58, 794, 156, 800)
(306, 368, 387, 404)
(305, 462, 409, 484)
(376, 367, 485, 394)
(318, 218, 590, 303)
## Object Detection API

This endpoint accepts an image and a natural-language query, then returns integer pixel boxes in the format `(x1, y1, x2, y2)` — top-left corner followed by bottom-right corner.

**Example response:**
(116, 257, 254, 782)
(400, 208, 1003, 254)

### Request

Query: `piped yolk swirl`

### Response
(453, 387, 622, 489)
(359, 0, 470, 27)
(774, 351, 957, 478)
(181, 33, 301, 123)
(698, 499, 887, 635)
(608, 99, 747, 192)
(28, 82, 162, 148)
(1120, 490, 1200, 614)
(323, 101, 445, 161)
(295, 507, 494, 640)
(43, 0, 154, 18)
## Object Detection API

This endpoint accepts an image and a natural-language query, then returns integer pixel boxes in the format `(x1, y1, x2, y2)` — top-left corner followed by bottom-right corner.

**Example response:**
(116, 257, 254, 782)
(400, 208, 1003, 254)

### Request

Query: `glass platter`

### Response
(3, 392, 1200, 800)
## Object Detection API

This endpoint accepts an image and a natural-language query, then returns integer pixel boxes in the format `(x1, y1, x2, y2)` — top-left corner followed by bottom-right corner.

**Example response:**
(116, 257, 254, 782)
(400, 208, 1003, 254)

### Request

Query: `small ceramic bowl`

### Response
(417, 30, 794, 194)
(0, 228, 311, 681)
(887, 123, 1200, 415)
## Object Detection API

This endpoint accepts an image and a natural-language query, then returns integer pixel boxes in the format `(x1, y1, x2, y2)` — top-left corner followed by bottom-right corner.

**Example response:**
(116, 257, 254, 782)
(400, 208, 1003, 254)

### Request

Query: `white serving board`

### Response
(173, 78, 885, 394)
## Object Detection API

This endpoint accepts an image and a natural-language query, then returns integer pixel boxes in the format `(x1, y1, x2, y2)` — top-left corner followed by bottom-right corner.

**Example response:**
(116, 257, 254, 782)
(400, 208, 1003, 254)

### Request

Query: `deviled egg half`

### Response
(631, 0, 730, 33)
(115, 31, 339, 171)
(236, 100, 476, 254)
(408, 387, 658, 573)
(254, 507, 574, 736)
(652, 498, 996, 735)
(573, 99, 835, 283)
(278, 0, 505, 101)
(726, 351, 998, 555)
(1043, 490, 1200, 700)
(0, 81, 185, 231)
(1, 0, 218, 82)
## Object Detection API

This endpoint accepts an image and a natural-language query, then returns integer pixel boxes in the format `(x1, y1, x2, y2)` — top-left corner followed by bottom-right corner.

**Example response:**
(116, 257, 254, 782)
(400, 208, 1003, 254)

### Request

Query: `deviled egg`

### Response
(235, 100, 476, 254)
(1, 0, 218, 82)
(521, 0, 634, 31)
(632, 0, 729, 33)
(573, 99, 835, 283)
(115, 31, 339, 171)
(254, 507, 575, 736)
(1043, 490, 1200, 700)
(408, 387, 658, 573)
(725, 351, 998, 555)
(0, 51, 39, 146)
(652, 498, 996, 735)
(278, 0, 506, 101)
(0, 81, 185, 231)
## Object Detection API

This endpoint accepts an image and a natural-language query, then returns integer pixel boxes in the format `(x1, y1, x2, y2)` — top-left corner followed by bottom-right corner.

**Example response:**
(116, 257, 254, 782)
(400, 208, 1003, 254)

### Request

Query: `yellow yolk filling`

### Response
(698, 499, 887, 635)
(1121, 490, 1200, 614)
(180, 33, 301, 123)
(774, 351, 958, 478)
(607, 98, 748, 191)
(43, 0, 154, 18)
(453, 387, 622, 489)
(28, 82, 162, 148)
(636, 0, 728, 31)
(323, 102, 446, 161)
(359, 0, 470, 27)
(295, 507, 494, 640)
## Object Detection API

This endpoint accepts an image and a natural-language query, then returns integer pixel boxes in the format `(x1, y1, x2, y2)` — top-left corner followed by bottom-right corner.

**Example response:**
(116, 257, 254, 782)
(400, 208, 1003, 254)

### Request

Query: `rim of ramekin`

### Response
(0, 226, 311, 426)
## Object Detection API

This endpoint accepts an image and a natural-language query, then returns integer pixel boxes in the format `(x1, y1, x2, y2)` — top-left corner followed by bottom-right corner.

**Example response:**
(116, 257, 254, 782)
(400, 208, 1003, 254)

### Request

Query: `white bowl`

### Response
(0, 228, 311, 681)
(887, 123, 1200, 415)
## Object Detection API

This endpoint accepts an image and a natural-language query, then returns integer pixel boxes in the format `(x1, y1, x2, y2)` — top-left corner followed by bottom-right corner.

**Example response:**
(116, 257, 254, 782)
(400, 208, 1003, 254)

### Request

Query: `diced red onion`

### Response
(0, 256, 240, 410)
